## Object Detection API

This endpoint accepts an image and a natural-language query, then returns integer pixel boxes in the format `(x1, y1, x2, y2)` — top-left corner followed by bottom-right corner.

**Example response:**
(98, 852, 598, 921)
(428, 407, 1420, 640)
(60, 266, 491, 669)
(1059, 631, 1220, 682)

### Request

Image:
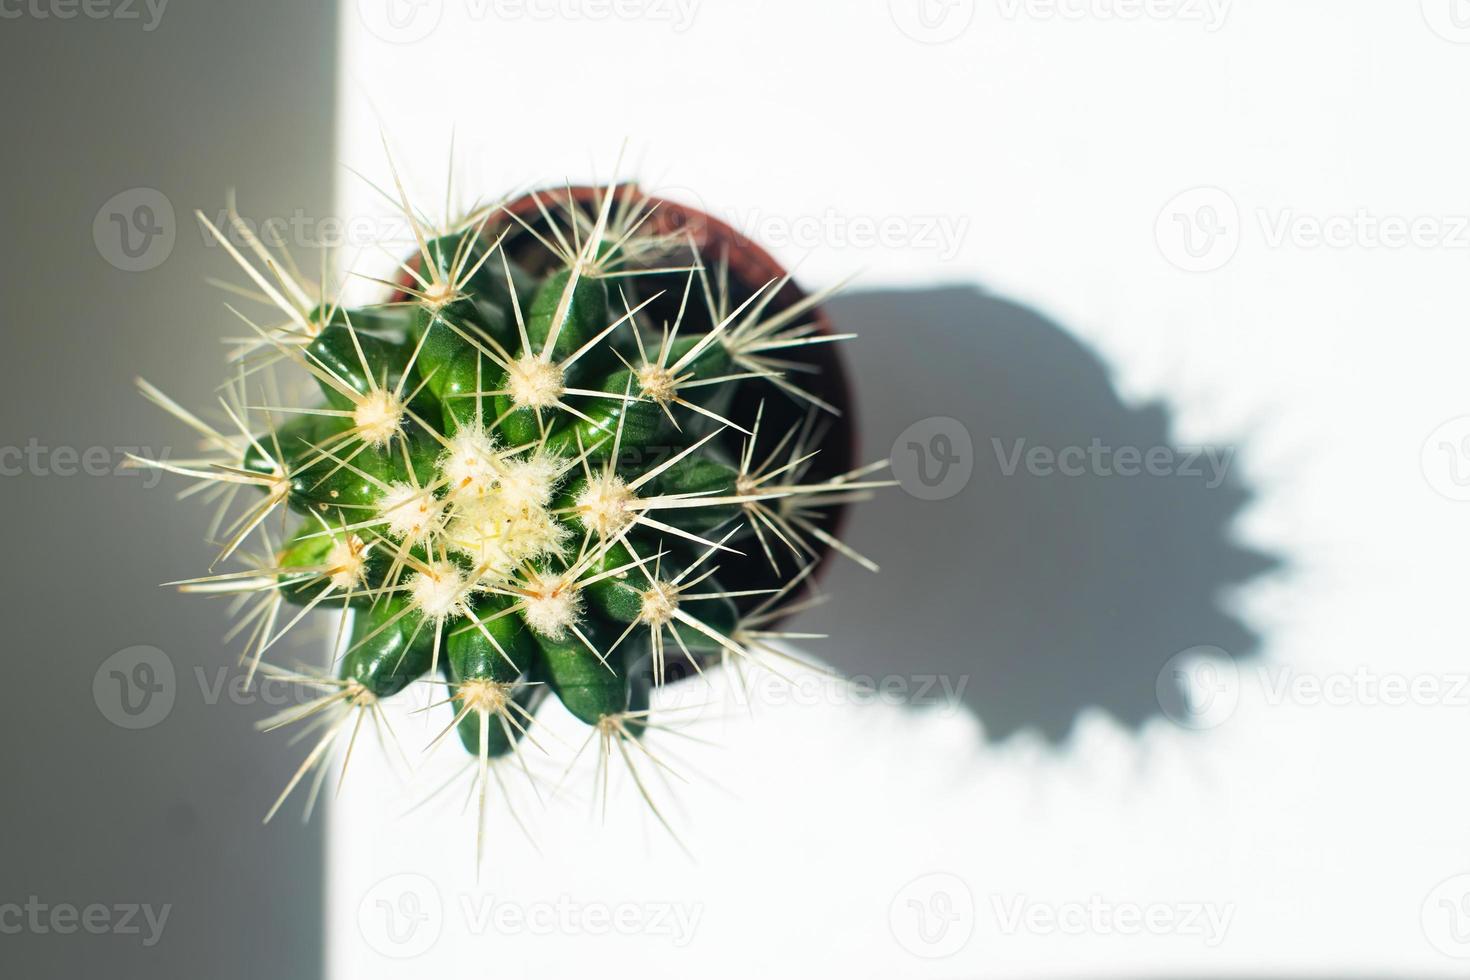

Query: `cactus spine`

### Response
(134, 170, 891, 859)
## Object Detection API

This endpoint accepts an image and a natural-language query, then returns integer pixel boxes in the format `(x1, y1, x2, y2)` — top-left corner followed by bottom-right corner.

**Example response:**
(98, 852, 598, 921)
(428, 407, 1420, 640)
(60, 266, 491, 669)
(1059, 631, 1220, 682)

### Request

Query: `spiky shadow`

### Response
(800, 286, 1280, 743)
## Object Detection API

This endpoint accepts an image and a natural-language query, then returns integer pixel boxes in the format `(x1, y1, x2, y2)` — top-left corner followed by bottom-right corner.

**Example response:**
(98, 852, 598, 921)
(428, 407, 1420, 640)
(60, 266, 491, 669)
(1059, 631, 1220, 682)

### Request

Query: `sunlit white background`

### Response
(329, 0, 1470, 975)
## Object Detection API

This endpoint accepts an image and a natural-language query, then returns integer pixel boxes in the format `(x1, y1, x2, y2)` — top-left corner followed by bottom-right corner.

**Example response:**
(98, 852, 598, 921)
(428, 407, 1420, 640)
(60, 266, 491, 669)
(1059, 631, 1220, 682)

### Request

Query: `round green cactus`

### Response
(135, 176, 891, 857)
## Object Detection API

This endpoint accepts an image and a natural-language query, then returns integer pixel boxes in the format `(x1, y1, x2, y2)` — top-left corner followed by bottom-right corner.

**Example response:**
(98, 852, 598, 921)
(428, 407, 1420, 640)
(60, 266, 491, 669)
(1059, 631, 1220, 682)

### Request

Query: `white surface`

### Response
(329, 1, 1470, 974)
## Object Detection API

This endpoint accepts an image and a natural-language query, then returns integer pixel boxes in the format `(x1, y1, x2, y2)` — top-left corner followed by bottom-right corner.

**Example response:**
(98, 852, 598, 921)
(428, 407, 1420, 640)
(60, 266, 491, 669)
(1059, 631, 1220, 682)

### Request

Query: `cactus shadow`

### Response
(797, 286, 1278, 743)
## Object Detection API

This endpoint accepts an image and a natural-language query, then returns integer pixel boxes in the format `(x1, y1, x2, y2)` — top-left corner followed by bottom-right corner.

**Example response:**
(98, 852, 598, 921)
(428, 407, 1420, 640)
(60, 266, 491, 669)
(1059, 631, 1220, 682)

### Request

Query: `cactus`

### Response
(132, 172, 891, 860)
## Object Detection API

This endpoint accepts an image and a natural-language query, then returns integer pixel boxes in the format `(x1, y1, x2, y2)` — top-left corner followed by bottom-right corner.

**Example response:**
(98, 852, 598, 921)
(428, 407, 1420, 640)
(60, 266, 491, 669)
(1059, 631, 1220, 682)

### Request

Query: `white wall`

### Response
(330, 1, 1470, 974)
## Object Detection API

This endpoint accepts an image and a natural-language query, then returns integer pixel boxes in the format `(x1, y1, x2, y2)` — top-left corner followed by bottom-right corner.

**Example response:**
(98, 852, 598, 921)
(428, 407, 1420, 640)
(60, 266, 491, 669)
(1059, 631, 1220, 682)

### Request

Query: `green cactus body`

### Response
(141, 180, 893, 859)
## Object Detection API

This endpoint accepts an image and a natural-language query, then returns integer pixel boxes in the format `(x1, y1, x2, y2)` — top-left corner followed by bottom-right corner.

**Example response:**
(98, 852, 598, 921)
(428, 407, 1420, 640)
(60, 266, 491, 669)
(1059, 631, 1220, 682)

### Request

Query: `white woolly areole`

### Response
(506, 354, 564, 409)
(441, 426, 498, 496)
(457, 677, 511, 715)
(636, 363, 678, 404)
(352, 388, 405, 447)
(445, 497, 569, 578)
(343, 679, 376, 708)
(408, 560, 469, 621)
(638, 580, 679, 627)
(378, 482, 444, 541)
(325, 535, 369, 590)
(520, 571, 583, 639)
(575, 473, 636, 539)
(442, 499, 513, 574)
(419, 281, 459, 311)
(495, 454, 560, 512)
(503, 508, 572, 564)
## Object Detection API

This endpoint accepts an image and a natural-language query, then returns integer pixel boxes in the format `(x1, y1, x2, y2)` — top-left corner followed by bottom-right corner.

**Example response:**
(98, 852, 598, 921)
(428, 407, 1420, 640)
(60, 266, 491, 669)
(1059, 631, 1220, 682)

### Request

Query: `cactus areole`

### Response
(134, 175, 892, 858)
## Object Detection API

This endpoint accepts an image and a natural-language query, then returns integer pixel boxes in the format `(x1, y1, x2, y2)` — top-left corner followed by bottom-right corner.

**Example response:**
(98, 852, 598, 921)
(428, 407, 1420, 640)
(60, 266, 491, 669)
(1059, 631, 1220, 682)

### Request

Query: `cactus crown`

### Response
(136, 172, 891, 859)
